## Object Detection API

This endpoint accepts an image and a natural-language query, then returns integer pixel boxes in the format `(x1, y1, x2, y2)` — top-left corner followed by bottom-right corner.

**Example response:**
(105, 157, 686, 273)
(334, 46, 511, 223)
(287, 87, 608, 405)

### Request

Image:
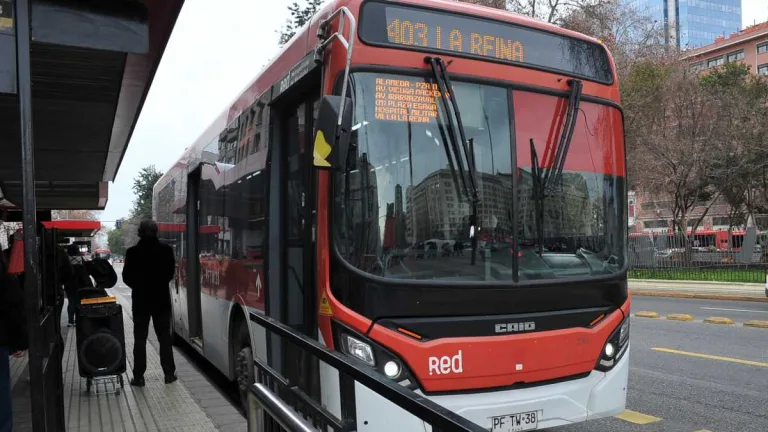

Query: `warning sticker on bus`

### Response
(374, 77, 441, 124)
(319, 292, 333, 316)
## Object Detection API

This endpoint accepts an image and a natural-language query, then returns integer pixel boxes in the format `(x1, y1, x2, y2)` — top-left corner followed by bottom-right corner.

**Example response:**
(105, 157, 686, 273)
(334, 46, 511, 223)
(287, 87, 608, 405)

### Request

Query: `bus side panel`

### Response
(175, 259, 190, 341)
(318, 331, 342, 420)
(201, 290, 232, 377)
(247, 305, 269, 376)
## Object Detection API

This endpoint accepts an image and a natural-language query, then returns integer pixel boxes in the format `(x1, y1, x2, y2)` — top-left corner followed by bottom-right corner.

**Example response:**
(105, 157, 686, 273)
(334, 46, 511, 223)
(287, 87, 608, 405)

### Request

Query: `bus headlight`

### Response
(342, 334, 375, 366)
(384, 360, 401, 378)
(333, 321, 417, 389)
(596, 316, 629, 372)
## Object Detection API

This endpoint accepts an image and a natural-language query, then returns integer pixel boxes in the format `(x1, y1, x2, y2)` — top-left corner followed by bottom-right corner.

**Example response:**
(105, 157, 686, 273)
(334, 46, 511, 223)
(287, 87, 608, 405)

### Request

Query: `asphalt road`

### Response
(554, 296, 768, 432)
(632, 295, 768, 322)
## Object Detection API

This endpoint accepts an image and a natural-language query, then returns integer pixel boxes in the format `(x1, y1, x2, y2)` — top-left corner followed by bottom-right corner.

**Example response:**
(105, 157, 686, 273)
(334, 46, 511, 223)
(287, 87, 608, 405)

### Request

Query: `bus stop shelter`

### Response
(0, 0, 183, 429)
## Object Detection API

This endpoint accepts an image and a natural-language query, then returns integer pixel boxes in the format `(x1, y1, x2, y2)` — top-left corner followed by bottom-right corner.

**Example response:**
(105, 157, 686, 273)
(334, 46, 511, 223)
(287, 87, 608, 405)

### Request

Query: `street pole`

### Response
(14, 1, 55, 431)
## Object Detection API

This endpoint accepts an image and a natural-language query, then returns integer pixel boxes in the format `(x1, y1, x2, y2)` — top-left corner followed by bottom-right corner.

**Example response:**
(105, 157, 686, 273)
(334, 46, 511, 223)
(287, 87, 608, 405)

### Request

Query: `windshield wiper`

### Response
(425, 56, 481, 264)
(529, 79, 583, 257)
(425, 56, 479, 205)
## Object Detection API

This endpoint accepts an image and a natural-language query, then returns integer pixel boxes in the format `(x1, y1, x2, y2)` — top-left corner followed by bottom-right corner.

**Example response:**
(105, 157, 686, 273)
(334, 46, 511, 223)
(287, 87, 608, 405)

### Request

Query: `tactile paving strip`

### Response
(63, 304, 220, 432)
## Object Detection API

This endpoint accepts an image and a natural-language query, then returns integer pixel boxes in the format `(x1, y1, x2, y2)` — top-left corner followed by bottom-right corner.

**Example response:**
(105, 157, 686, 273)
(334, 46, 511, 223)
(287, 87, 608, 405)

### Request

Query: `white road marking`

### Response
(701, 307, 768, 314)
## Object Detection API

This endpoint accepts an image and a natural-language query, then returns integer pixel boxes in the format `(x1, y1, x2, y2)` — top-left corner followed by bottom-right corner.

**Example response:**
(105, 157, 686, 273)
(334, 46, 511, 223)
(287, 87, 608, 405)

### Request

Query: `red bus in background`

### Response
(154, 1, 629, 430)
(630, 229, 766, 251)
(93, 248, 112, 261)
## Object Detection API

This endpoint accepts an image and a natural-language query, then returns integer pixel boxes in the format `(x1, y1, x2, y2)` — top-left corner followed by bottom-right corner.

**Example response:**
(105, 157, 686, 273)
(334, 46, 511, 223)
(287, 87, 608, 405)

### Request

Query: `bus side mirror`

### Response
(313, 95, 353, 170)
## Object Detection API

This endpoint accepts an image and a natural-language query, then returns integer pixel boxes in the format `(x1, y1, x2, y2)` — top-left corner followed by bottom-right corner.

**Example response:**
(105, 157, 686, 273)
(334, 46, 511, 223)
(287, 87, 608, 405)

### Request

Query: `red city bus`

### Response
(93, 248, 112, 261)
(154, 1, 629, 430)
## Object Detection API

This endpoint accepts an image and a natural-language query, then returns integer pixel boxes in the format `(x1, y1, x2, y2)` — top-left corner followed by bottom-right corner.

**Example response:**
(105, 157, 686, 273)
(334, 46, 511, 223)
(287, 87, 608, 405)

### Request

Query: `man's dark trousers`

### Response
(132, 307, 175, 378)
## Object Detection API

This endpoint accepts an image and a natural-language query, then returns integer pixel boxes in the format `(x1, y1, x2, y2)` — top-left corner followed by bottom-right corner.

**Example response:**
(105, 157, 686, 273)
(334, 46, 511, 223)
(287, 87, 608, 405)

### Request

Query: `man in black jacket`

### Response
(0, 264, 28, 432)
(122, 220, 177, 386)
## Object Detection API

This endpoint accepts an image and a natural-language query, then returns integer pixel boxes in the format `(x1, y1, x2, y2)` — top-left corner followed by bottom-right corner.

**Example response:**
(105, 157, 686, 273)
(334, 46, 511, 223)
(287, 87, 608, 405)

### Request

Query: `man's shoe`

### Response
(130, 377, 145, 387)
(164, 374, 178, 384)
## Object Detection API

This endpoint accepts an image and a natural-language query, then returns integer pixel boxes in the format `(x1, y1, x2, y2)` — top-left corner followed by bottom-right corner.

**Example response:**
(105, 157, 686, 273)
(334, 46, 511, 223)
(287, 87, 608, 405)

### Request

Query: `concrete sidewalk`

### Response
(10, 294, 246, 432)
(629, 279, 768, 302)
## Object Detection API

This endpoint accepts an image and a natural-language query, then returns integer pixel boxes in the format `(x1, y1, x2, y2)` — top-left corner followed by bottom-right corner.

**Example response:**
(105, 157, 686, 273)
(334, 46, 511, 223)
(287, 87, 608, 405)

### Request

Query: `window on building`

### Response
(643, 220, 669, 229)
(706, 57, 724, 68)
(712, 217, 729, 226)
(758, 43, 768, 55)
(759, 64, 768, 76)
(691, 62, 704, 72)
(726, 50, 744, 62)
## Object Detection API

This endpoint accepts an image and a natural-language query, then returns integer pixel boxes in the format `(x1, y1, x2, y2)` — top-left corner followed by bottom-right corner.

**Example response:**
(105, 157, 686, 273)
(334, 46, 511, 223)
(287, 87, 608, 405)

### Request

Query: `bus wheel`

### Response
(234, 324, 253, 412)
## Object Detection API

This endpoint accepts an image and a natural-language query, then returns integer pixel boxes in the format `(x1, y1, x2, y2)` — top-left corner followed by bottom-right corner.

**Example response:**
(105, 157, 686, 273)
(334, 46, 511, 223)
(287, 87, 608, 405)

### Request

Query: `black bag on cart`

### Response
(76, 288, 126, 385)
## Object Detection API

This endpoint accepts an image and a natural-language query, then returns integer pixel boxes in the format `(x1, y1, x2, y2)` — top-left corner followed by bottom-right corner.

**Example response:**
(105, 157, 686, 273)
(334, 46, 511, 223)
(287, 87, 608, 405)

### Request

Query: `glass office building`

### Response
(622, 0, 742, 48)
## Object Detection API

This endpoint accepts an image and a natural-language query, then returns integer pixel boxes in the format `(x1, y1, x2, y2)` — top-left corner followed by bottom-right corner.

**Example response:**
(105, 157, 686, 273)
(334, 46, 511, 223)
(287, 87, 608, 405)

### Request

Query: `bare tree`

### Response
(459, 0, 617, 24)
(624, 60, 721, 235)
(51, 209, 100, 220)
(460, 0, 508, 9)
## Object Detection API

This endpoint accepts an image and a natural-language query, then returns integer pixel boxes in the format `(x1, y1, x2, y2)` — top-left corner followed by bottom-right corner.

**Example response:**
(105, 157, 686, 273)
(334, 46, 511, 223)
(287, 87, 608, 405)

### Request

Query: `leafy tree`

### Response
(278, 0, 324, 46)
(107, 227, 126, 256)
(701, 62, 768, 231)
(131, 165, 163, 222)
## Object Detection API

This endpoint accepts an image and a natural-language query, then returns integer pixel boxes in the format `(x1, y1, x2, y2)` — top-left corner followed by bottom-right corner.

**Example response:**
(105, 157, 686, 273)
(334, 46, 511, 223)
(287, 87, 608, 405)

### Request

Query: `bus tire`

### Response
(234, 323, 253, 413)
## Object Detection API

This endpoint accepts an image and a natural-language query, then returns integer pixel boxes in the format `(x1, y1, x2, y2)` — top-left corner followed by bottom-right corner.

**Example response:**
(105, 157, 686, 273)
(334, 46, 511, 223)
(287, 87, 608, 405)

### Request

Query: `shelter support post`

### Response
(14, 0, 65, 430)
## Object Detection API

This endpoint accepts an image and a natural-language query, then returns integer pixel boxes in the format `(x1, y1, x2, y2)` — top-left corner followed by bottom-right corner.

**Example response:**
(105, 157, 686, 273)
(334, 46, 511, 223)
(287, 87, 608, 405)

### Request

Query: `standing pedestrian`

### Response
(0, 210, 12, 267)
(64, 244, 92, 326)
(0, 247, 28, 432)
(122, 220, 177, 386)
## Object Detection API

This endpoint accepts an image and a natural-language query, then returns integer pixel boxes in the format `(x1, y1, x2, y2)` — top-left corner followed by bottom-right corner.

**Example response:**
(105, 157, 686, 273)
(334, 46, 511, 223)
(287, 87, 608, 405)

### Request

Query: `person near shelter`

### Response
(0, 241, 28, 432)
(64, 244, 92, 326)
(0, 210, 12, 267)
(122, 220, 177, 386)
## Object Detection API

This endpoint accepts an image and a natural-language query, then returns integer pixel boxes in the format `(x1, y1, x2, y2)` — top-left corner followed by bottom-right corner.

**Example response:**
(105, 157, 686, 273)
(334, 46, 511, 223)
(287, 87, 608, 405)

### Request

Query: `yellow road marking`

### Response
(635, 311, 660, 318)
(615, 409, 662, 424)
(744, 320, 768, 329)
(652, 347, 768, 368)
(666, 313, 693, 321)
(703, 316, 734, 325)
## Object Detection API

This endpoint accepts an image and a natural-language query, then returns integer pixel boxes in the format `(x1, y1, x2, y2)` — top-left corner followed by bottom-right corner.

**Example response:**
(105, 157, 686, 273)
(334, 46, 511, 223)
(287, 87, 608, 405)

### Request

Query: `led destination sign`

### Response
(359, 2, 613, 83)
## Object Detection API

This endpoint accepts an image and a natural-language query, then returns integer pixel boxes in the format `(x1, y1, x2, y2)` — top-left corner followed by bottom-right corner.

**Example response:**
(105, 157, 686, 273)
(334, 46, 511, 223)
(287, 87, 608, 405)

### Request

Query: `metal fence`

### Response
(247, 312, 487, 432)
(628, 227, 767, 283)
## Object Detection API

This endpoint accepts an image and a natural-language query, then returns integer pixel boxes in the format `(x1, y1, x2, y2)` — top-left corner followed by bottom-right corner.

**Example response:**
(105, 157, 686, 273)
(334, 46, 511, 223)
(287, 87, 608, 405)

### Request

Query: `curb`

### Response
(631, 290, 768, 303)
(743, 320, 768, 329)
(635, 311, 660, 318)
(666, 313, 693, 322)
(703, 316, 734, 325)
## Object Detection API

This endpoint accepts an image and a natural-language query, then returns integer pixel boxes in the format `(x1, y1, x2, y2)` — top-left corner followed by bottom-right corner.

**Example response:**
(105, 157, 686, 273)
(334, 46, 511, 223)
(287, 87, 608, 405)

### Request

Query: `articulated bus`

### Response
(153, 1, 629, 430)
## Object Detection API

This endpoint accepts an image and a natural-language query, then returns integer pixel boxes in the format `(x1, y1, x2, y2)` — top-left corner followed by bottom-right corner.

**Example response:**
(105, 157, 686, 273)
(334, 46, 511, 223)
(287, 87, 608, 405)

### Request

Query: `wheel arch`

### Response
(227, 299, 250, 379)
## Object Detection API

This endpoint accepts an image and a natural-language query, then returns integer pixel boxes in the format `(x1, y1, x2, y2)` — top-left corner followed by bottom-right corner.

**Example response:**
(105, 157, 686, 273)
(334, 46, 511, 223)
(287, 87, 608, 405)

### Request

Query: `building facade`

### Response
(622, 0, 742, 48)
(684, 21, 768, 76)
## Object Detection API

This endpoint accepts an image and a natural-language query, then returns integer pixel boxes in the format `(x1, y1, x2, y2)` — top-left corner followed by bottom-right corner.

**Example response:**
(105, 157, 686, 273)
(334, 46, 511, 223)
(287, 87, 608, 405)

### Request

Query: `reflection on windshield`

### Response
(334, 73, 626, 282)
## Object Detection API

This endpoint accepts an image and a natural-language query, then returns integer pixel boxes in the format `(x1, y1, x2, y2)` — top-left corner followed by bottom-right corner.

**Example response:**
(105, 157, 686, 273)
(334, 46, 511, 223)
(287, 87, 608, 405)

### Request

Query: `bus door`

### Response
(185, 167, 204, 348)
(278, 92, 320, 398)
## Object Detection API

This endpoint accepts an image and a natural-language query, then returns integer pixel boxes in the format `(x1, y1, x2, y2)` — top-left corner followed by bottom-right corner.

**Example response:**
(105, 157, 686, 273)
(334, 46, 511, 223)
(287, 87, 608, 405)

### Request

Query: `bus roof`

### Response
(155, 0, 614, 193)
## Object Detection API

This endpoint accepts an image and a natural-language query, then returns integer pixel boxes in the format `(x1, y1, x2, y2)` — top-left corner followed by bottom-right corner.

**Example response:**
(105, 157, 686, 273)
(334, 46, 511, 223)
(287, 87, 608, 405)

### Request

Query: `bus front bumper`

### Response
(424, 345, 630, 430)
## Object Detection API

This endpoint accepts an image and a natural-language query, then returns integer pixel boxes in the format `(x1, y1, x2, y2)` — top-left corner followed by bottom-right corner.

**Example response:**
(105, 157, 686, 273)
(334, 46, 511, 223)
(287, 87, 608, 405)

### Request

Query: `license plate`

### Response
(490, 410, 539, 431)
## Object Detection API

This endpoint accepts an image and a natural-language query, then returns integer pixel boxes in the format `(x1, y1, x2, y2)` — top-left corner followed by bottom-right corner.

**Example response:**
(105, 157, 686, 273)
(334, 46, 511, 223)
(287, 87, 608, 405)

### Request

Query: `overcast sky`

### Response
(100, 0, 768, 226)
(100, 0, 291, 225)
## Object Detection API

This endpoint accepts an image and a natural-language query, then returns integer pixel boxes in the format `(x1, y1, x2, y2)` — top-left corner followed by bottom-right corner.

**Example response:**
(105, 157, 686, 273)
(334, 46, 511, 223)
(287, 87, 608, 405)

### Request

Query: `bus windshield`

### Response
(333, 72, 626, 282)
